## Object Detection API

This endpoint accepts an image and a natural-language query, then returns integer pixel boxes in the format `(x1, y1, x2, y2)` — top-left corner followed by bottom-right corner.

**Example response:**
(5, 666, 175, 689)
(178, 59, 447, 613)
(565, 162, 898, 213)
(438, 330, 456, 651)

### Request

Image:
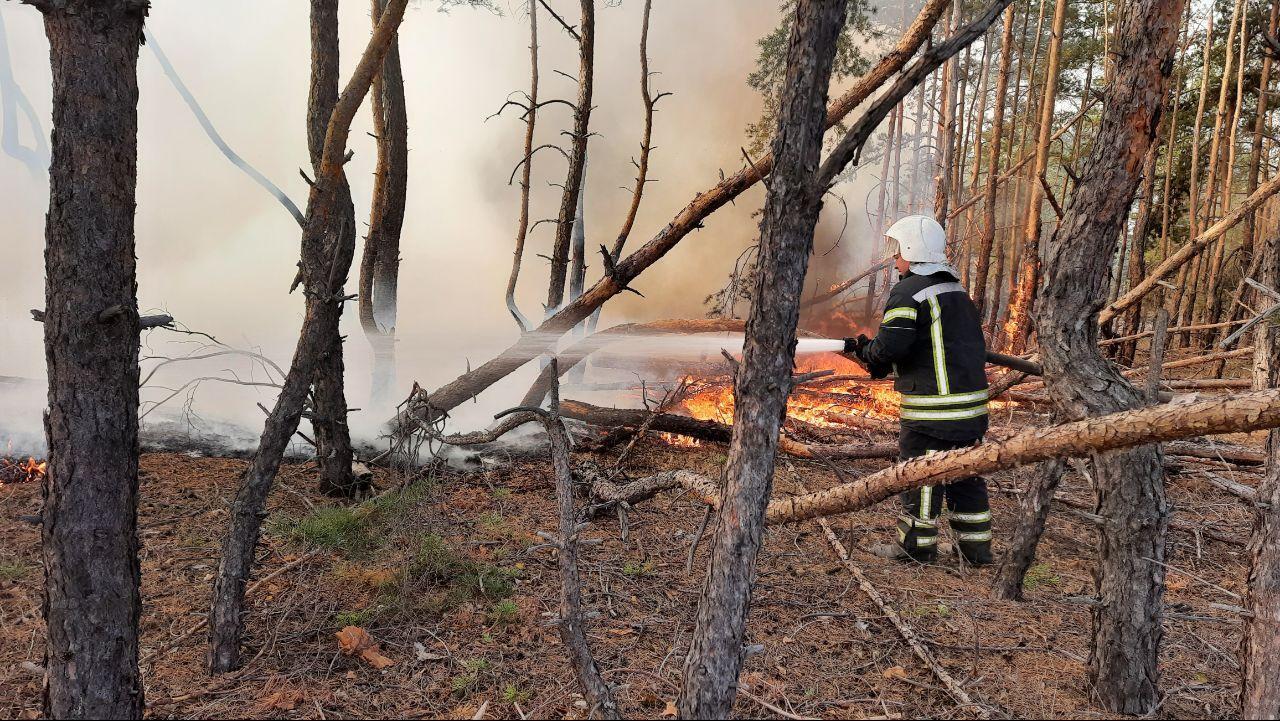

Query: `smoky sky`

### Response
(0, 1, 899, 441)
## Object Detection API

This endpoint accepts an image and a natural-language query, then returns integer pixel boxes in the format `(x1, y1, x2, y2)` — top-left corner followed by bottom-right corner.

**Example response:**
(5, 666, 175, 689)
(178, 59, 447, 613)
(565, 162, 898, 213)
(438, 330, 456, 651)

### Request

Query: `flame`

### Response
(656, 350, 903, 444)
(0, 456, 47, 485)
(658, 432, 702, 447)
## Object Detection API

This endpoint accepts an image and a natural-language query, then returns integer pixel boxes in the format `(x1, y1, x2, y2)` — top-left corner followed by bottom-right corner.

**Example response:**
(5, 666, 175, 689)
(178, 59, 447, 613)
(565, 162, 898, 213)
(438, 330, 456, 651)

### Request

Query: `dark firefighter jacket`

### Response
(860, 270, 989, 441)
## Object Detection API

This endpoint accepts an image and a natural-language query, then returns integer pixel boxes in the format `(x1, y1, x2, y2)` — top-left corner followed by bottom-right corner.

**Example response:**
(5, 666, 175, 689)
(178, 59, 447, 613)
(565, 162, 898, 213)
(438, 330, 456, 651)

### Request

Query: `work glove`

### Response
(842, 334, 871, 361)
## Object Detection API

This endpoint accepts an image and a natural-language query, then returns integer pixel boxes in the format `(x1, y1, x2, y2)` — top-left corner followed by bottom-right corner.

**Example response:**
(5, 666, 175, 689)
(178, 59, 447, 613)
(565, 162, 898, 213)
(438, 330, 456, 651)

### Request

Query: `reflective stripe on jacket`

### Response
(861, 271, 989, 440)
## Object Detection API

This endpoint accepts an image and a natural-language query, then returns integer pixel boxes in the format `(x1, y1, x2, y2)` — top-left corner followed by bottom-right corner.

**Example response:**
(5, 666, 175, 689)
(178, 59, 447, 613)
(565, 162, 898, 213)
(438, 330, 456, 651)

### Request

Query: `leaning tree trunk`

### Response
(1240, 219, 1280, 717)
(677, 0, 847, 716)
(208, 0, 409, 672)
(34, 1, 148, 716)
(306, 0, 357, 496)
(360, 0, 407, 414)
(1032, 0, 1184, 711)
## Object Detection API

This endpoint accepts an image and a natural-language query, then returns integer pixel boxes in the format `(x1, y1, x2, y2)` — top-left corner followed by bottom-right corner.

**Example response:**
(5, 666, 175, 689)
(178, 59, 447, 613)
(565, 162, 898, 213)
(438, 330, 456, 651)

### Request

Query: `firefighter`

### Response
(844, 214, 993, 565)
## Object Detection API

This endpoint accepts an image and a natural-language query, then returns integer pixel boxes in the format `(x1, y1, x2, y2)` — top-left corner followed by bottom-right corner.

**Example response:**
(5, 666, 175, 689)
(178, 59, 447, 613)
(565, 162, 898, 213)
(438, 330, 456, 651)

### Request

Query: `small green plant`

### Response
(1023, 562, 1061, 591)
(502, 683, 531, 704)
(334, 607, 378, 627)
(273, 506, 375, 555)
(0, 560, 27, 583)
(492, 487, 512, 500)
(408, 534, 518, 608)
(450, 658, 492, 697)
(622, 560, 655, 577)
(488, 599, 520, 625)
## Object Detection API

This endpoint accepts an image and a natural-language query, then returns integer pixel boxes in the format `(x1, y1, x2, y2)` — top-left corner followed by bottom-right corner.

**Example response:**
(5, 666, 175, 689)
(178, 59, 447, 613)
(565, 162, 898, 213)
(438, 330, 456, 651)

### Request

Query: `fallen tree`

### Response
(389, 0, 951, 432)
(589, 388, 1280, 526)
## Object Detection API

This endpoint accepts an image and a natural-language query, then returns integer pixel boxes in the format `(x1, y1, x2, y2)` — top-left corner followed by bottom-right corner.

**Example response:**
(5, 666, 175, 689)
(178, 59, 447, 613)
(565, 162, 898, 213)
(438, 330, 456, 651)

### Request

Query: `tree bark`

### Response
(1241, 216, 1280, 718)
(677, 1, 847, 716)
(306, 0, 357, 496)
(1033, 0, 1184, 710)
(208, 0, 409, 673)
(35, 1, 149, 716)
(360, 0, 408, 413)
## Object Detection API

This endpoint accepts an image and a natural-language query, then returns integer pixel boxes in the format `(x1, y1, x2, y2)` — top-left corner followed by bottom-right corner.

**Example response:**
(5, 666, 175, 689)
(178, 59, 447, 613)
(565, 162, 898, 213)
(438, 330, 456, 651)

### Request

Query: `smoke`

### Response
(0, 1, 906, 452)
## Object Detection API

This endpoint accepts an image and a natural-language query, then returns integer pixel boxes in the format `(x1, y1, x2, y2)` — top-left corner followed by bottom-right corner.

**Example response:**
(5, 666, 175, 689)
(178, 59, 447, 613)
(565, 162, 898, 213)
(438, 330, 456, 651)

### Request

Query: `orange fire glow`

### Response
(659, 350, 902, 443)
(0, 456, 47, 485)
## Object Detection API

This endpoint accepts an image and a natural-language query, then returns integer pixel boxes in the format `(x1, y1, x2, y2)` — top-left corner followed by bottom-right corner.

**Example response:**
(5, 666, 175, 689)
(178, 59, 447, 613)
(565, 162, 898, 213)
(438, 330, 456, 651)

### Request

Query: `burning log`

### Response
(561, 399, 899, 459)
(594, 388, 1280, 525)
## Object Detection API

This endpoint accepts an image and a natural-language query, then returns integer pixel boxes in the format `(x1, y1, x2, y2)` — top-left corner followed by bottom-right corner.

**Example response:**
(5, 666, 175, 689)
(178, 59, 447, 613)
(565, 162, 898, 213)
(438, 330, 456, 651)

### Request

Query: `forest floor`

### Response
(0, 420, 1266, 719)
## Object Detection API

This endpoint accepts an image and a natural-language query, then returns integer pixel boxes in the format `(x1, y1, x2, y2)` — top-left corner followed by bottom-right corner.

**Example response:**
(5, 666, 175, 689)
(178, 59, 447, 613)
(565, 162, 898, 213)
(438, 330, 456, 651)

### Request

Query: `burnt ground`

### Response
(0, 430, 1266, 719)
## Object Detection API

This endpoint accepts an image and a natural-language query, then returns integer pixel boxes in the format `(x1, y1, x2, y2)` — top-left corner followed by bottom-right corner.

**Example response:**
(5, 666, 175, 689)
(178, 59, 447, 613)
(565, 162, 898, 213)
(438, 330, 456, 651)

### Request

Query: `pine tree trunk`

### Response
(1167, 7, 1219, 342)
(1006, 0, 1067, 352)
(677, 1, 847, 715)
(360, 0, 407, 414)
(973, 5, 1015, 320)
(1034, 0, 1184, 711)
(1118, 140, 1161, 365)
(1195, 0, 1245, 336)
(38, 1, 148, 716)
(1219, 1, 1278, 353)
(306, 0, 356, 495)
(545, 1, 594, 315)
(1241, 224, 1280, 719)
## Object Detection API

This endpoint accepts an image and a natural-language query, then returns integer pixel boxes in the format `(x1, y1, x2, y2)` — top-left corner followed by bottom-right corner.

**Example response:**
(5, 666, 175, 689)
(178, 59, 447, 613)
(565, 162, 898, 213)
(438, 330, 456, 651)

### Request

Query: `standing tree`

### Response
(306, 0, 358, 496)
(1030, 0, 1184, 711)
(208, 0, 410, 672)
(23, 0, 149, 717)
(677, 1, 848, 715)
(545, 0, 594, 317)
(360, 0, 408, 413)
(1241, 222, 1280, 717)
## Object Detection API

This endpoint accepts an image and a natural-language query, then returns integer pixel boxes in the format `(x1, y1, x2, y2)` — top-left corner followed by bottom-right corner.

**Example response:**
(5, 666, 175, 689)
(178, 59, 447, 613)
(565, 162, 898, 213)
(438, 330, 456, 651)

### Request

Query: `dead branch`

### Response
(1097, 318, 1246, 346)
(499, 365, 618, 719)
(799, 258, 892, 309)
(801, 478, 994, 719)
(32, 307, 173, 329)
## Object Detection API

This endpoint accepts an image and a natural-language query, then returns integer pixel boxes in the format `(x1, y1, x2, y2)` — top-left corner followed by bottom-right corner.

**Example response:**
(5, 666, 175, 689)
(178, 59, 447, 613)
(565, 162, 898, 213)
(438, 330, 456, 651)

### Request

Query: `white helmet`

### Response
(884, 215, 948, 264)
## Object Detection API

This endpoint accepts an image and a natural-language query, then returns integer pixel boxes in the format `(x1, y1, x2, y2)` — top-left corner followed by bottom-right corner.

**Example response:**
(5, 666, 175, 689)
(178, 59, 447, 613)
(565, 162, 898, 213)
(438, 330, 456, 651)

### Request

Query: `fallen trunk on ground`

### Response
(593, 388, 1280, 525)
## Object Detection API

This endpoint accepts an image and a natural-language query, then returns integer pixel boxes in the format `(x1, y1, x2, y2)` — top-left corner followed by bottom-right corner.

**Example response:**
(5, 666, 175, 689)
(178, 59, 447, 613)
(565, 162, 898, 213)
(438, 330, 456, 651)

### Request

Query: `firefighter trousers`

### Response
(895, 427, 993, 563)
